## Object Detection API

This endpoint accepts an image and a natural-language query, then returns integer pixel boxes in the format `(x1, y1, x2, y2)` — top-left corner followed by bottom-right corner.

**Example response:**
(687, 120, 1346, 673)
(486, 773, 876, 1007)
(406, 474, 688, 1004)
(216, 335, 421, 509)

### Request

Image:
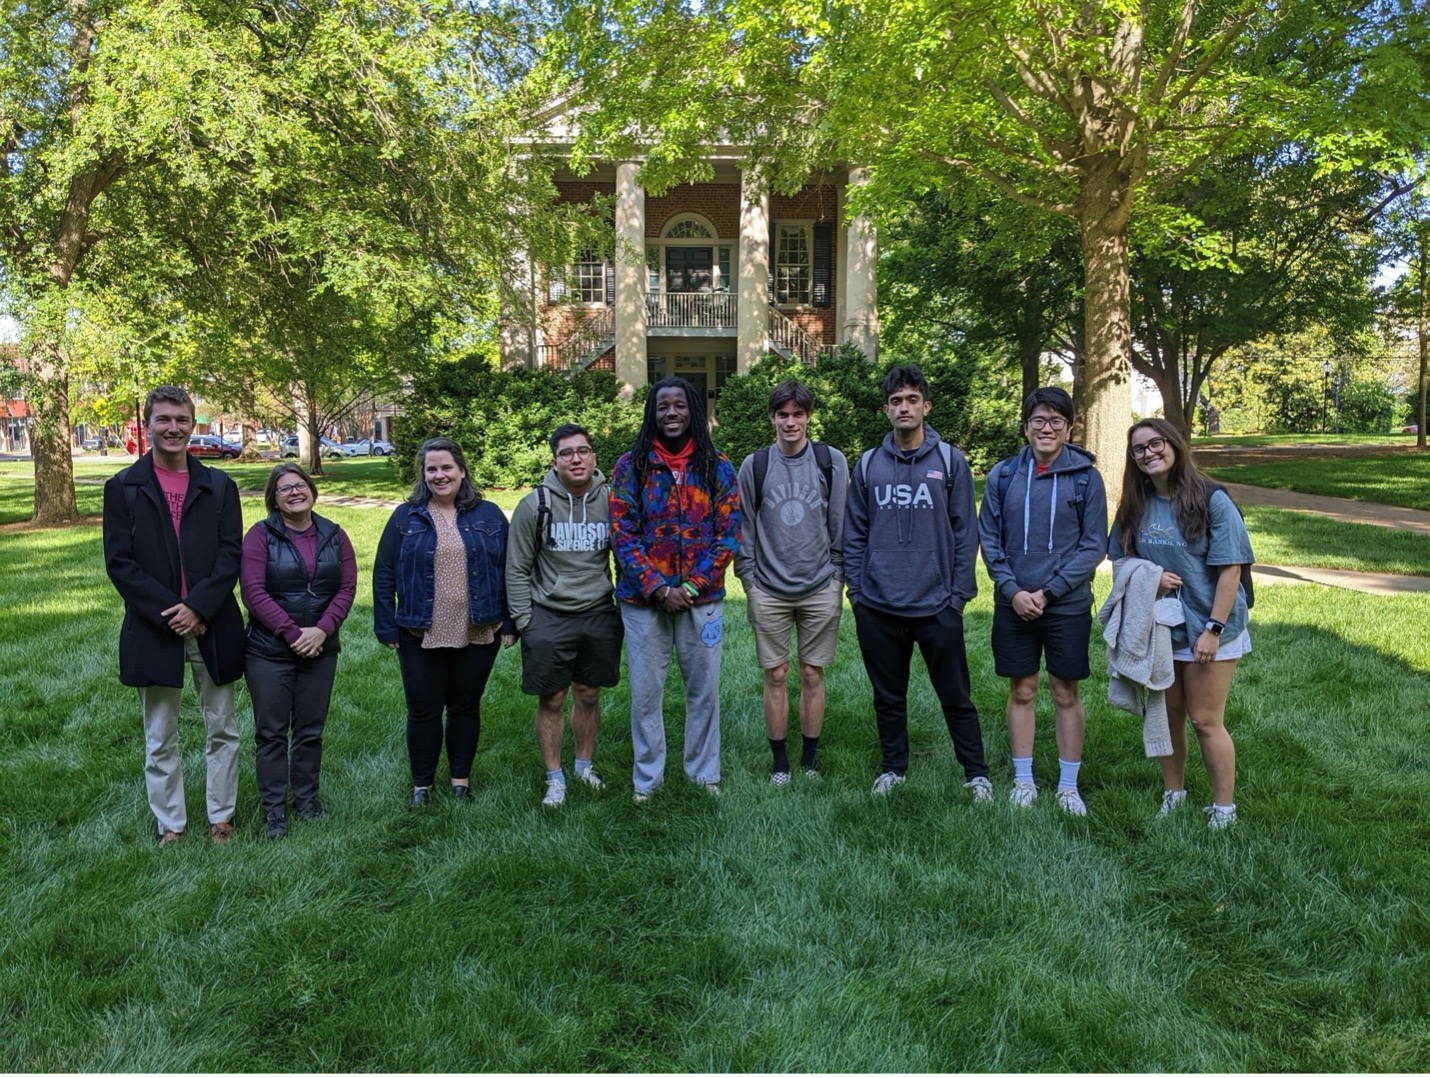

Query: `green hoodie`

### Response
(505, 467, 614, 631)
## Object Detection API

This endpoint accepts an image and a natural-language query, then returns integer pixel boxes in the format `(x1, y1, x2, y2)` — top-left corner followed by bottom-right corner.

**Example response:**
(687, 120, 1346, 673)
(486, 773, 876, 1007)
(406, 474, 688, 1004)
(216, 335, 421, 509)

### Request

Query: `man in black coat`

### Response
(103, 386, 246, 844)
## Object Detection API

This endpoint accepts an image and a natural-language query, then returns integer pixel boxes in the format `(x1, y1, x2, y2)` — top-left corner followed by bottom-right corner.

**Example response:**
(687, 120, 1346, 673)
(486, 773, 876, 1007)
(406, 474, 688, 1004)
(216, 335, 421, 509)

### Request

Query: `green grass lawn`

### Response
(1193, 432, 1416, 448)
(1206, 452, 1430, 512)
(1241, 505, 1430, 576)
(1, 487, 1426, 1070)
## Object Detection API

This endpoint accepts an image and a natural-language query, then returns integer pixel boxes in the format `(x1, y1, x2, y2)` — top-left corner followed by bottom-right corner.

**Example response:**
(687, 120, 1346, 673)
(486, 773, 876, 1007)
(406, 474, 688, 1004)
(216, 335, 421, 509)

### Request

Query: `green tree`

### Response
(560, 0, 1428, 499)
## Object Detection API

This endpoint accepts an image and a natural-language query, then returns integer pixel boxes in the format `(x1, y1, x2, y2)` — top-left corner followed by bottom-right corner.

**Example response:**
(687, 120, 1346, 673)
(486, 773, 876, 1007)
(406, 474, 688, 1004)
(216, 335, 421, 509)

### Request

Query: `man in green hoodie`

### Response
(506, 423, 623, 807)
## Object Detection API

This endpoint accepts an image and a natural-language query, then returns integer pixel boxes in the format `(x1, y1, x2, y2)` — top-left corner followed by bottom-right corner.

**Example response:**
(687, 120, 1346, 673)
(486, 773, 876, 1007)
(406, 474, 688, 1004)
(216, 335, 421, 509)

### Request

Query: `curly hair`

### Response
(631, 377, 721, 494)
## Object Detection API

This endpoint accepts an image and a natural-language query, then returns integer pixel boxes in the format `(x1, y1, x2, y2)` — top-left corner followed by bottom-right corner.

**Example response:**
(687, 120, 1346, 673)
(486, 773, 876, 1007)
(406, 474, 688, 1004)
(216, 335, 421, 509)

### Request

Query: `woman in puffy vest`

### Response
(240, 463, 357, 837)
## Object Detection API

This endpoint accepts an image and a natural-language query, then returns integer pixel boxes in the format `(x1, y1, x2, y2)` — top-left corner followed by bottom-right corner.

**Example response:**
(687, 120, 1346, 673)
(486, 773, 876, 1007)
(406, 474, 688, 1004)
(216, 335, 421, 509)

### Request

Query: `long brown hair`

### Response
(408, 437, 481, 509)
(1112, 418, 1219, 554)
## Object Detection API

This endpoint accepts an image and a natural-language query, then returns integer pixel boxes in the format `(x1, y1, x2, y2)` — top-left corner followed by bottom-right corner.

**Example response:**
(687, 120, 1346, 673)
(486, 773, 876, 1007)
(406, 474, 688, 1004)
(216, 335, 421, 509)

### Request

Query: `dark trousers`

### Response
(396, 630, 500, 786)
(246, 651, 339, 819)
(852, 602, 987, 779)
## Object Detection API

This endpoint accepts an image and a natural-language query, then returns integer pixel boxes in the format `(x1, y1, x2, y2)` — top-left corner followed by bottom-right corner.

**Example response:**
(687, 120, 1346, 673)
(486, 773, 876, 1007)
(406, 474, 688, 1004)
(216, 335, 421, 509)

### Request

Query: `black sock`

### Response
(769, 738, 789, 772)
(801, 735, 820, 769)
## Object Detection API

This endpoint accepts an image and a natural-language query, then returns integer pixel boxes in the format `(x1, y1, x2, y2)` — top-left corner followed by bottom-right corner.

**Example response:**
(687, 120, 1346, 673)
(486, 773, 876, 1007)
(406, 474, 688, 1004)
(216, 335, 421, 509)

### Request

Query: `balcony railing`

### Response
(647, 291, 737, 330)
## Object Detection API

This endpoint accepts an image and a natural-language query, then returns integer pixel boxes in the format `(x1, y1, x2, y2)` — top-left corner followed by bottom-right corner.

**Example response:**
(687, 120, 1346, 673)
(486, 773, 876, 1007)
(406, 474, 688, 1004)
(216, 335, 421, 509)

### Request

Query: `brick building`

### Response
(500, 107, 879, 402)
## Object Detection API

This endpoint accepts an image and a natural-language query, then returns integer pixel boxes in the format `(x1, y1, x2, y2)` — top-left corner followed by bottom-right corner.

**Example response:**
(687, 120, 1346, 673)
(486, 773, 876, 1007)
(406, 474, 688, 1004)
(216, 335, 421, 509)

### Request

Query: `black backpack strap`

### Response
(750, 446, 771, 513)
(533, 485, 553, 583)
(812, 441, 834, 500)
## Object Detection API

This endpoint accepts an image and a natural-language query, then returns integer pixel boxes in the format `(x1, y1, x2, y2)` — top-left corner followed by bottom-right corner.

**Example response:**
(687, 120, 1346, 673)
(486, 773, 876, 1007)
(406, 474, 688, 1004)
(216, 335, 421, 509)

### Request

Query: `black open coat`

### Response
(102, 452, 245, 688)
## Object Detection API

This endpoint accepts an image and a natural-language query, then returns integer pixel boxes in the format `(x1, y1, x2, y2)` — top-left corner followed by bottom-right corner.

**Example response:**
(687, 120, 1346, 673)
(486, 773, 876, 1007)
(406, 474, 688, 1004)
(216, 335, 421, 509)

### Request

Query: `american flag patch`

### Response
(926, 469, 944, 480)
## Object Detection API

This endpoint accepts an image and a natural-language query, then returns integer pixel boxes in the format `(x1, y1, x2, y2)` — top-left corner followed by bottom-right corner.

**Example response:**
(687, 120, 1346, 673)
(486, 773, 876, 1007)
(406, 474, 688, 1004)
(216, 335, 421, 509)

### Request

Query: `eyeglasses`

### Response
(1027, 417, 1068, 432)
(1130, 436, 1168, 459)
(276, 483, 310, 496)
(556, 446, 594, 461)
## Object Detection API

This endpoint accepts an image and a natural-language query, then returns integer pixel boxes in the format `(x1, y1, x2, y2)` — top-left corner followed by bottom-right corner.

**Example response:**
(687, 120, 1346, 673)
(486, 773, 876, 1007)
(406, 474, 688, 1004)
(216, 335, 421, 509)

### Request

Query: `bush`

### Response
(713, 342, 1021, 476)
(392, 357, 642, 490)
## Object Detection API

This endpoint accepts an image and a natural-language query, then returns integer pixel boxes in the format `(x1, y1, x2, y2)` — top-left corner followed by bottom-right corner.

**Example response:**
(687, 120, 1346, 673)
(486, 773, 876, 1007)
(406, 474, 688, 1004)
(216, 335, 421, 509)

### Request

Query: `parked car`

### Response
(188, 434, 241, 460)
(280, 435, 351, 459)
(1403, 423, 1419, 434)
(81, 436, 101, 451)
(343, 437, 393, 456)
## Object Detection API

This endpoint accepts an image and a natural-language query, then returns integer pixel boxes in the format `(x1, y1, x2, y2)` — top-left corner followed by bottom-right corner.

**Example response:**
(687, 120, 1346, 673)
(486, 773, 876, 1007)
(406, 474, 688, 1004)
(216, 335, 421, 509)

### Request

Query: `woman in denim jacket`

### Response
(374, 437, 515, 805)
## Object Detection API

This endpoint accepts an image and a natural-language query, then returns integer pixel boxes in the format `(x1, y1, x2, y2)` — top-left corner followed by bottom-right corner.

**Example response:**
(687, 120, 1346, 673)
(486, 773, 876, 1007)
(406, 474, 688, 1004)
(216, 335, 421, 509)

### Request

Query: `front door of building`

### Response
(665, 247, 713, 293)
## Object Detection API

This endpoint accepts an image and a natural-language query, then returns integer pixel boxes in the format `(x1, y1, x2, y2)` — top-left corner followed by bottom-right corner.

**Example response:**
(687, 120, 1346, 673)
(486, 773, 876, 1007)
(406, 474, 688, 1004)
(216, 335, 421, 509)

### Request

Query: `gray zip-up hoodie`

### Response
(505, 468, 614, 632)
(977, 443, 1108, 614)
(844, 425, 977, 617)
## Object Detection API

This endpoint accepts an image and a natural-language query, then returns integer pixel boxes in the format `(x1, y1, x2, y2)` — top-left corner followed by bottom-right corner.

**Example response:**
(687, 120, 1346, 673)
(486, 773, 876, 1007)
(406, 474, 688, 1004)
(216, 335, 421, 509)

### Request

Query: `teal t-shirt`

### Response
(1108, 489, 1254, 648)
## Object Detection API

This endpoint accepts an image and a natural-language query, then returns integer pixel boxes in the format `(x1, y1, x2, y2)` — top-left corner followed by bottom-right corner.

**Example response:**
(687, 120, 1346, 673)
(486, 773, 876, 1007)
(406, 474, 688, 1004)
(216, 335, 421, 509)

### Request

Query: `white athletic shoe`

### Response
(871, 771, 905, 796)
(1008, 780, 1038, 807)
(1204, 803, 1237, 830)
(575, 765, 604, 790)
(542, 778, 566, 808)
(964, 776, 994, 804)
(1158, 789, 1188, 817)
(1056, 788, 1088, 816)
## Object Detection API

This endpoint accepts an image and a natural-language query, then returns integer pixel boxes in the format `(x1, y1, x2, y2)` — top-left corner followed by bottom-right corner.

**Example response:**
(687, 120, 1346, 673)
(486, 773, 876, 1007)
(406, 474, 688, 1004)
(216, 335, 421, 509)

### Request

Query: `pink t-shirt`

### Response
(154, 462, 189, 597)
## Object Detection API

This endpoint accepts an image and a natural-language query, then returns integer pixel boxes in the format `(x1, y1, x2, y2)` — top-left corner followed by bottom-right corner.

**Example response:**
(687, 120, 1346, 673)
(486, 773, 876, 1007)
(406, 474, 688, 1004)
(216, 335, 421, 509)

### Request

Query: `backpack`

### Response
(748, 442, 835, 512)
(987, 451, 1092, 532)
(531, 485, 558, 582)
(857, 439, 957, 509)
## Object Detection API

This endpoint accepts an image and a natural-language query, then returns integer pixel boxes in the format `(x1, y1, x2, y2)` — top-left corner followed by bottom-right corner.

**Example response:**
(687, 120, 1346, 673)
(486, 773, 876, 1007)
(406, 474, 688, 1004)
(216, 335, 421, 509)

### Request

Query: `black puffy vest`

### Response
(246, 512, 345, 662)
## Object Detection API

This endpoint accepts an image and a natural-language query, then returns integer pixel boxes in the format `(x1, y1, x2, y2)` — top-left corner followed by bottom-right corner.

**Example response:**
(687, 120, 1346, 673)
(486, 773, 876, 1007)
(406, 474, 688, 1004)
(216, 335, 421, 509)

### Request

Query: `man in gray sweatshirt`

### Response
(735, 379, 849, 784)
(506, 423, 622, 807)
(845, 364, 990, 799)
(978, 387, 1107, 816)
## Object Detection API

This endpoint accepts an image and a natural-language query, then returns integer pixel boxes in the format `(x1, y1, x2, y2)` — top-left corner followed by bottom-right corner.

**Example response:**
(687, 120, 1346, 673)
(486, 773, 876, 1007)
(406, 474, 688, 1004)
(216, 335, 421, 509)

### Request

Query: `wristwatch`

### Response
(1204, 619, 1226, 636)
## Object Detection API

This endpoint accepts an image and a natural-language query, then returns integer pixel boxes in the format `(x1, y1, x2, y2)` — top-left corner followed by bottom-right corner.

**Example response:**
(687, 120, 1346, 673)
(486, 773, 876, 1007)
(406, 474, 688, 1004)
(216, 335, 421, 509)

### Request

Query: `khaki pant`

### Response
(137, 636, 240, 836)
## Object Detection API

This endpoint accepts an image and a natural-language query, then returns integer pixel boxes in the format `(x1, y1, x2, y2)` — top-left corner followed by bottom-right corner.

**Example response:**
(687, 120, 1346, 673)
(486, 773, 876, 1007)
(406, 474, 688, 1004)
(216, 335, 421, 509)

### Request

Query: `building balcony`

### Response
(646, 291, 737, 335)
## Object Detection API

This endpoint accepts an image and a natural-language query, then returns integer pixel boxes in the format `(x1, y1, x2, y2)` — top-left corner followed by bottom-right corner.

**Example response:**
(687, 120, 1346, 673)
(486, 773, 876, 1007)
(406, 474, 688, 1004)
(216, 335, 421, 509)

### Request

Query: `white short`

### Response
(1173, 628, 1251, 663)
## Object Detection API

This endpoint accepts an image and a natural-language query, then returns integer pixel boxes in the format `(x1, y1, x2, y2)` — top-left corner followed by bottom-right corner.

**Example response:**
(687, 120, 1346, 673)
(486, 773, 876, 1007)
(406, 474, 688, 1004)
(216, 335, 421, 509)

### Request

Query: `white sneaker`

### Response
(1158, 789, 1187, 817)
(1056, 788, 1088, 816)
(575, 765, 604, 790)
(542, 778, 566, 808)
(964, 776, 994, 804)
(769, 770, 791, 787)
(632, 789, 652, 804)
(1008, 780, 1038, 807)
(702, 782, 721, 797)
(871, 771, 905, 796)
(1204, 803, 1237, 830)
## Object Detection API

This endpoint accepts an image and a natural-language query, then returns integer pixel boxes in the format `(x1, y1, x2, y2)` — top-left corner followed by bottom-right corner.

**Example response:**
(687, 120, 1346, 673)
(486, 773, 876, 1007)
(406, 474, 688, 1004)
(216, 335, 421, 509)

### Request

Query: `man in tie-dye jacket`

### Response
(609, 376, 741, 802)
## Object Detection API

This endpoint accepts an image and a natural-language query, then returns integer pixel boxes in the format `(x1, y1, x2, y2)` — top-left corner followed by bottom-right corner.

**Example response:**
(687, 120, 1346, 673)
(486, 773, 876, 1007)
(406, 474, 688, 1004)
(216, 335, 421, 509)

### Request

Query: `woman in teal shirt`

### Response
(1108, 418, 1253, 830)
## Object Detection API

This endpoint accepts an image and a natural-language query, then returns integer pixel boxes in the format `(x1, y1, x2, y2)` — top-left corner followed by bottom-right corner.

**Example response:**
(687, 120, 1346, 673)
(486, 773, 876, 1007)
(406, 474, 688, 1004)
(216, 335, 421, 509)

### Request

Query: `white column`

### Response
(614, 162, 648, 395)
(843, 166, 878, 361)
(498, 246, 535, 369)
(737, 169, 771, 373)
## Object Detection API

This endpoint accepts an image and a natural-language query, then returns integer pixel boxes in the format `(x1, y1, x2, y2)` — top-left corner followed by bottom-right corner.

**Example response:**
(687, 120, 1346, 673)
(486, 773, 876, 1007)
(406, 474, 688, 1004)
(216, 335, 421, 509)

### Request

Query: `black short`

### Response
(991, 604, 1091, 681)
(519, 604, 624, 696)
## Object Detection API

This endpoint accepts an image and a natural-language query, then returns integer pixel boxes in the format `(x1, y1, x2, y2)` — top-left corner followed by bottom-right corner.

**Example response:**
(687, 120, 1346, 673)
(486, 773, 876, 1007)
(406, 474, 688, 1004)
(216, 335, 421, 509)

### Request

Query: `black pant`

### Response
(396, 630, 500, 786)
(246, 651, 339, 819)
(852, 602, 987, 779)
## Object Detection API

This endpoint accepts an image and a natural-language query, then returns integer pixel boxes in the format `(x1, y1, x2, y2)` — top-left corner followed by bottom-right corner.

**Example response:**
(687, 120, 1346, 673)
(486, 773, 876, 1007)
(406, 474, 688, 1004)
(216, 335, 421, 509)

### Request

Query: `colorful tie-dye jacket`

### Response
(609, 446, 741, 604)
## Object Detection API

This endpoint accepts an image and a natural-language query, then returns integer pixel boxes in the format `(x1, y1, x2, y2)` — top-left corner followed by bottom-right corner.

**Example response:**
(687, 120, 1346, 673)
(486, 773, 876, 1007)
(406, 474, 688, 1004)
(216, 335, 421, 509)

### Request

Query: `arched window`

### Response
(664, 216, 715, 239)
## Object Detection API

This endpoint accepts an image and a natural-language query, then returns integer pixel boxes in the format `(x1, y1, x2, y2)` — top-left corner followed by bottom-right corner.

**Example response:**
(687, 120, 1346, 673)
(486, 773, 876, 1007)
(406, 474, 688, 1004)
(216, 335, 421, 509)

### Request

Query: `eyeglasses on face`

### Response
(276, 483, 310, 496)
(1027, 416, 1068, 431)
(556, 446, 594, 461)
(1130, 436, 1168, 459)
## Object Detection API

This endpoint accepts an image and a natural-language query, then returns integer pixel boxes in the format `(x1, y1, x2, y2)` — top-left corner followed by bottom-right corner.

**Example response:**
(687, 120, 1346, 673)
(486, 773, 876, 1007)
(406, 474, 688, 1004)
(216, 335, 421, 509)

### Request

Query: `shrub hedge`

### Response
(392, 344, 1023, 492)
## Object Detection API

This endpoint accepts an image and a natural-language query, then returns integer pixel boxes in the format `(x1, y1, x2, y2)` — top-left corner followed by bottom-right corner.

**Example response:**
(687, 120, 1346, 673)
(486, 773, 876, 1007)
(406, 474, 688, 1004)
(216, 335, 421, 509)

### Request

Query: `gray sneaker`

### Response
(1008, 780, 1038, 807)
(542, 778, 566, 808)
(1204, 803, 1237, 830)
(964, 776, 994, 804)
(1158, 788, 1188, 817)
(769, 770, 791, 787)
(871, 771, 905, 796)
(1056, 788, 1088, 816)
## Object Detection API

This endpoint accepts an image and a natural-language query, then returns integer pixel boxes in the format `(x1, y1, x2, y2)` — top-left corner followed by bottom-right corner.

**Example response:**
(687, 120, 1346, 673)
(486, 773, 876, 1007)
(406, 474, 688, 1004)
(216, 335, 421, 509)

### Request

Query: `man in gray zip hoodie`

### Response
(978, 387, 1107, 816)
(845, 364, 990, 799)
(507, 423, 622, 807)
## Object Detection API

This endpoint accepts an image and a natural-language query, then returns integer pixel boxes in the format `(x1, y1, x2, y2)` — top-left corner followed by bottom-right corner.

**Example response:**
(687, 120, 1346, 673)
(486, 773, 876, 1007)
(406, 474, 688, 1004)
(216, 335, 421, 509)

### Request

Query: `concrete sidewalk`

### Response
(1220, 481, 1430, 535)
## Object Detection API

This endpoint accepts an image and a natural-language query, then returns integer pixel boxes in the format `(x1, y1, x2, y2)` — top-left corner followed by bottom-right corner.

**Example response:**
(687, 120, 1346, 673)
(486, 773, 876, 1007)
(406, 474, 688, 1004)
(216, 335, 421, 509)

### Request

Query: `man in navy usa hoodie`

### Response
(845, 364, 991, 799)
(977, 387, 1107, 816)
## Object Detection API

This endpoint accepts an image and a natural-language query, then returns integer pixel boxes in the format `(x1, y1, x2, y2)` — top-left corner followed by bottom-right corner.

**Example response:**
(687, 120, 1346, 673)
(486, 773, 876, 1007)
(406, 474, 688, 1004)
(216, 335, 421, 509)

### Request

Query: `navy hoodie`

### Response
(977, 442, 1107, 614)
(844, 425, 978, 617)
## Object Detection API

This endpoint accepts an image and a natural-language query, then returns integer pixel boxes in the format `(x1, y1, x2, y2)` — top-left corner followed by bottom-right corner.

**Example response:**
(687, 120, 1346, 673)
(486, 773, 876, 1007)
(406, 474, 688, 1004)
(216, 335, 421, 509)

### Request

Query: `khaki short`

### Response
(744, 575, 844, 669)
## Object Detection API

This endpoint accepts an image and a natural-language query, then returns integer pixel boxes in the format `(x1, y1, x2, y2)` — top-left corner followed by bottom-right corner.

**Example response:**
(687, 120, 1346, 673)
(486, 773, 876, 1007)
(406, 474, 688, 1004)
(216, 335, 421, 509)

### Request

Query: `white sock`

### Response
(1057, 757, 1081, 791)
(1012, 756, 1034, 784)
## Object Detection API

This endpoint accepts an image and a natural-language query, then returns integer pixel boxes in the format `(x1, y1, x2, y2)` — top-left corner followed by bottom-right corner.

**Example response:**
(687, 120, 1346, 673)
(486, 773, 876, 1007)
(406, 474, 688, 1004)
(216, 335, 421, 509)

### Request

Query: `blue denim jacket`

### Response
(372, 499, 511, 643)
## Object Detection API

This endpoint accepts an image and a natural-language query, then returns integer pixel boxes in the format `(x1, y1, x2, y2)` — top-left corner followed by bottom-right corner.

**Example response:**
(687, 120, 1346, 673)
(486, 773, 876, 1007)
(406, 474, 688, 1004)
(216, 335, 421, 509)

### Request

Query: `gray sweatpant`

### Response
(622, 600, 724, 793)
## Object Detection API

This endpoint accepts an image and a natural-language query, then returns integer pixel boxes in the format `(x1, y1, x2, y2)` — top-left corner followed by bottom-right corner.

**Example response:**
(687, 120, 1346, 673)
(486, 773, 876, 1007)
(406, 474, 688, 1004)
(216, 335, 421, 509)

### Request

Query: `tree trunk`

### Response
(1016, 288, 1042, 404)
(29, 341, 81, 524)
(1417, 238, 1427, 451)
(1077, 177, 1134, 510)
